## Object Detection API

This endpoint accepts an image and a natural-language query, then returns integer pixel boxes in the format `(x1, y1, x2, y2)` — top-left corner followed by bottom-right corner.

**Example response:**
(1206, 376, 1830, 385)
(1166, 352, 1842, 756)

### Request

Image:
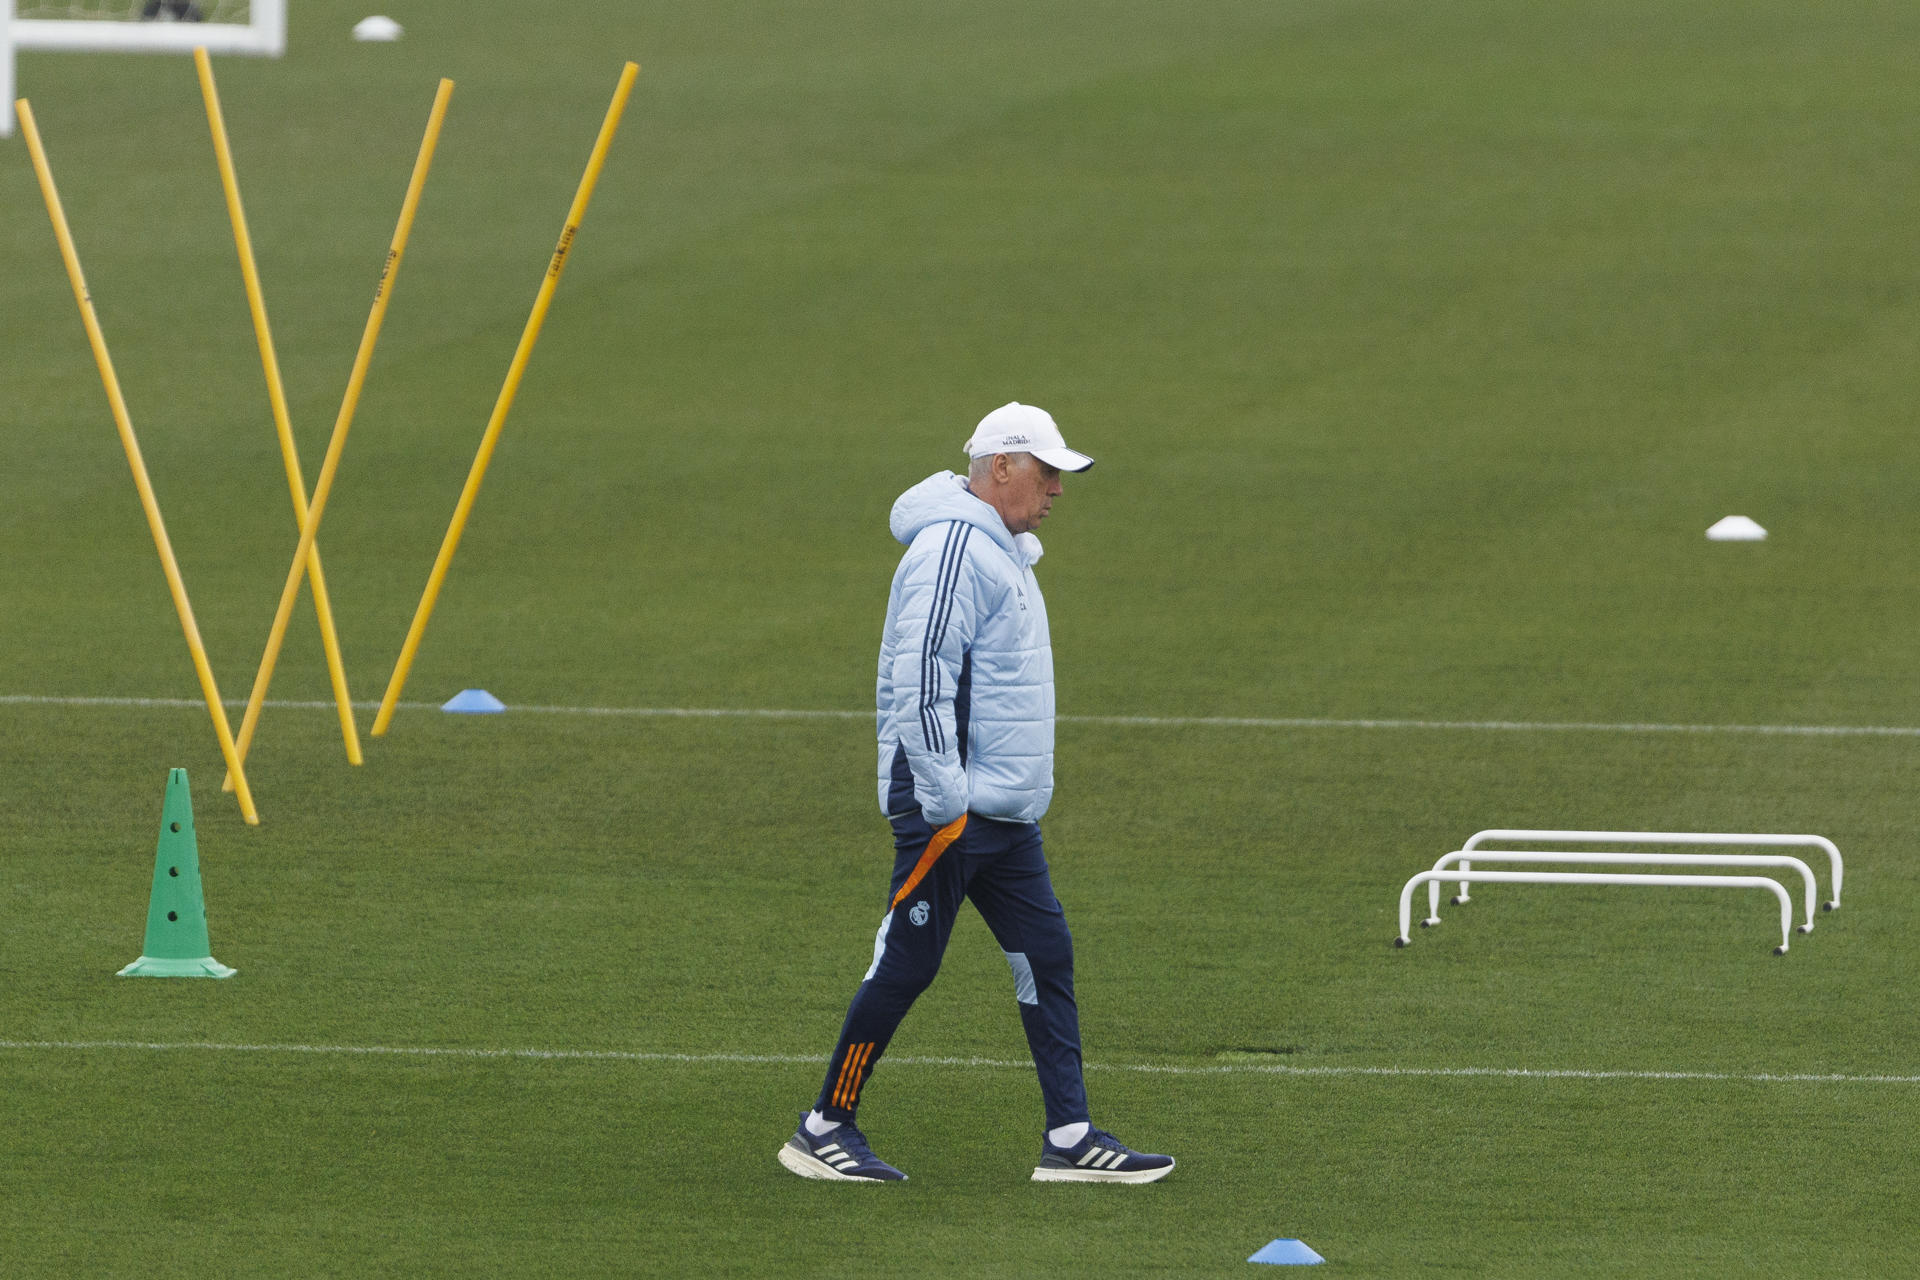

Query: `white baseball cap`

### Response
(964, 402, 1096, 472)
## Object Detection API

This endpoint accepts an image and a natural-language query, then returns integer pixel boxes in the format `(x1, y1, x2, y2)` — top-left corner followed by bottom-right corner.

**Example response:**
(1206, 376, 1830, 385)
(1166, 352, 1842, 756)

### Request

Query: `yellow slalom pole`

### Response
(18, 98, 260, 826)
(223, 78, 453, 789)
(371, 61, 640, 737)
(195, 47, 364, 770)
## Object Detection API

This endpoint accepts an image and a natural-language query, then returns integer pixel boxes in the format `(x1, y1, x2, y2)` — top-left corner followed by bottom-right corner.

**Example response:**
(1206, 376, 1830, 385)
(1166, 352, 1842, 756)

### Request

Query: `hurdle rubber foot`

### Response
(1394, 936, 1409, 948)
(1823, 901, 1838, 912)
(1450, 896, 1468, 906)
(1773, 945, 1788, 956)
(1421, 918, 1439, 928)
(1797, 924, 1813, 934)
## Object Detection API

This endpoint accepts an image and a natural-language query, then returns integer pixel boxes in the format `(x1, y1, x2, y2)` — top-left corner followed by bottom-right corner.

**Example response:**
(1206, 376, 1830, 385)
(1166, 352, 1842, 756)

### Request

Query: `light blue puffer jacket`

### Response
(875, 471, 1055, 825)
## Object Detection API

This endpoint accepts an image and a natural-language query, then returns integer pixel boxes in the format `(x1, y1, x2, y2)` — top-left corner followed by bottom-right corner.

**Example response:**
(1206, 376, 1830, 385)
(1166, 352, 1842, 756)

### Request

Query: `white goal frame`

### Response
(3, 0, 285, 137)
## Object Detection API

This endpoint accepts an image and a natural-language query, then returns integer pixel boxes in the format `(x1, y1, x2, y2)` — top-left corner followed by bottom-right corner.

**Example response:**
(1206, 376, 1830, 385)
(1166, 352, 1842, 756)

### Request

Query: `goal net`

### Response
(3, 0, 286, 136)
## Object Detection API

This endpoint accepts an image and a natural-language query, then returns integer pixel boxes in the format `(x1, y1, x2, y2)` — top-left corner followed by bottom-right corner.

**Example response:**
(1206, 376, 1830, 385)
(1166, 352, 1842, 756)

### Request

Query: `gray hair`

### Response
(968, 451, 1033, 482)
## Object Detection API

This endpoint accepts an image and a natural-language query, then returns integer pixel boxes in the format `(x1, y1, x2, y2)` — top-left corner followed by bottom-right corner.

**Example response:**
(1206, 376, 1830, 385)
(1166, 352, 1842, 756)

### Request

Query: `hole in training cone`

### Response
(117, 768, 235, 979)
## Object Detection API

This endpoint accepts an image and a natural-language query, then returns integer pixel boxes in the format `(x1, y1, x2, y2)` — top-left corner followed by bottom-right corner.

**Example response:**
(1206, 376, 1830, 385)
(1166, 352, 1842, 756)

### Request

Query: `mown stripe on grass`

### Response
(1, 1039, 1915, 1084)
(6, 693, 1920, 738)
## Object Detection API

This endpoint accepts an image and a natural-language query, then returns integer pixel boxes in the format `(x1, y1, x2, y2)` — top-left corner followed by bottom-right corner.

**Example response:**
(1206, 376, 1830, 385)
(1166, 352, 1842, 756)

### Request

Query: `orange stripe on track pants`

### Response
(889, 814, 968, 913)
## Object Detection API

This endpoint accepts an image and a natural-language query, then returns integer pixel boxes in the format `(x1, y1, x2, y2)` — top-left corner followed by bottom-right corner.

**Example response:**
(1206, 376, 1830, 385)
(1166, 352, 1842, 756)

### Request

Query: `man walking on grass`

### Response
(777, 402, 1175, 1185)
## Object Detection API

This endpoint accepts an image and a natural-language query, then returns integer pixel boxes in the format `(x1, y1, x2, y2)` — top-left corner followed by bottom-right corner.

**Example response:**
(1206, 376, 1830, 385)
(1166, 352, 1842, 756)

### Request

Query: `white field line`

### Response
(0, 1038, 1915, 1084)
(3, 693, 1920, 737)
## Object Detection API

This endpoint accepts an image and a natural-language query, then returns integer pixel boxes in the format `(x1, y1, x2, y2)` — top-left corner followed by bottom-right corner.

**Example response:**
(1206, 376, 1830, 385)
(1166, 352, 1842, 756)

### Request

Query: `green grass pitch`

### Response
(4, 1, 1919, 1274)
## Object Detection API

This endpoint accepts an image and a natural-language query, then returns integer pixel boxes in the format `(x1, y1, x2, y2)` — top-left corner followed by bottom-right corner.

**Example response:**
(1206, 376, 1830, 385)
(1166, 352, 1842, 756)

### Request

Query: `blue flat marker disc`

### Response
(1249, 1238, 1325, 1266)
(441, 689, 507, 713)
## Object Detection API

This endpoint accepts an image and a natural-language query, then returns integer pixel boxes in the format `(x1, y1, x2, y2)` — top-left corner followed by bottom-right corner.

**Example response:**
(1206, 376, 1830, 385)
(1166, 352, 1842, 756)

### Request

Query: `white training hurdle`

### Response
(1396, 870, 1798, 954)
(1392, 828, 1845, 956)
(1422, 851, 1820, 935)
(1450, 830, 1842, 911)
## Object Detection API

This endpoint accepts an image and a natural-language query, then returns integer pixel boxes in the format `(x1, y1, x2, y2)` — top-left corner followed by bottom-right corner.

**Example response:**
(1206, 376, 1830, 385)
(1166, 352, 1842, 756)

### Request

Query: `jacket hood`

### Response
(889, 471, 1044, 565)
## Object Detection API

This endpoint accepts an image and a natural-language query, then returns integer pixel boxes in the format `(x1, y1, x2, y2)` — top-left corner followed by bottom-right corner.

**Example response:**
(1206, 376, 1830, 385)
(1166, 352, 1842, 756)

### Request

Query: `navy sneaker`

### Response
(1032, 1127, 1175, 1183)
(777, 1114, 907, 1182)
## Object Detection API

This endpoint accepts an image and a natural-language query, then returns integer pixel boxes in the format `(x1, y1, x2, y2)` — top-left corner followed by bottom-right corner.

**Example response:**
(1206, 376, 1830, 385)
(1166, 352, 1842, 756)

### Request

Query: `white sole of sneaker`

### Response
(777, 1142, 902, 1182)
(1031, 1159, 1175, 1184)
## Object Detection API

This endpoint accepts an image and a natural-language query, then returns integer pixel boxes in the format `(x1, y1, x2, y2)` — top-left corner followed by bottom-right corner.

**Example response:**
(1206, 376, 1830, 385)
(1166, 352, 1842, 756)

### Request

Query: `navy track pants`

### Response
(814, 811, 1089, 1129)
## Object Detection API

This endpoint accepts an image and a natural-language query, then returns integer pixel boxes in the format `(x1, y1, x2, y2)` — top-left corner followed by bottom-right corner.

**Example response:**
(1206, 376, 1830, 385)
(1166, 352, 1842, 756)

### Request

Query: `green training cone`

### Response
(117, 768, 235, 979)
